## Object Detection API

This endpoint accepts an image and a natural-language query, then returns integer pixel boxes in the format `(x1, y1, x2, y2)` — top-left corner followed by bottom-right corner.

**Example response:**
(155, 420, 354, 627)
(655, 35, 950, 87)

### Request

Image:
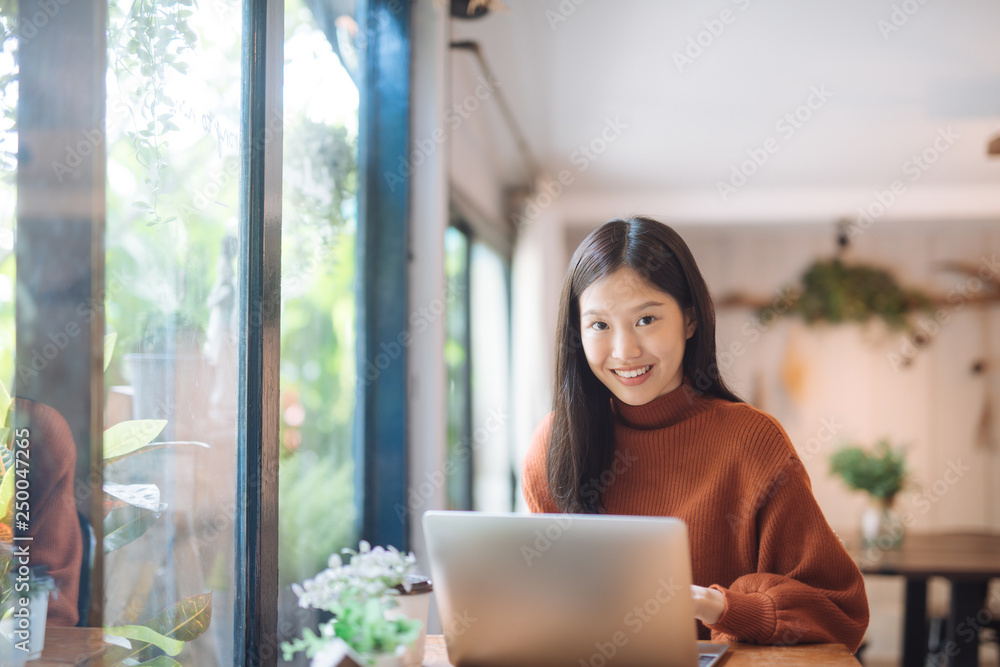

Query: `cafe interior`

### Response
(2, 0, 1000, 665)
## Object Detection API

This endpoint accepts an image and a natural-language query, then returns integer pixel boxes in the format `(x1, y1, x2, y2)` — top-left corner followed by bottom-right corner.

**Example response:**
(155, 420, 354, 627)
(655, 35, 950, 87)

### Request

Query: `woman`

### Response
(522, 216, 869, 650)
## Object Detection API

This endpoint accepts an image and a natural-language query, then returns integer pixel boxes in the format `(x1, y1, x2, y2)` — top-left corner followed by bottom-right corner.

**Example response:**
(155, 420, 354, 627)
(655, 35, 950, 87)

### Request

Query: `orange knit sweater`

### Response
(522, 382, 869, 652)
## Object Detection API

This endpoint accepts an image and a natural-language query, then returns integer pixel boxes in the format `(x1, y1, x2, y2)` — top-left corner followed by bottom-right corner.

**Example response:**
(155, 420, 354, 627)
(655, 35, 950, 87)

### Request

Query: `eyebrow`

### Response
(581, 301, 666, 318)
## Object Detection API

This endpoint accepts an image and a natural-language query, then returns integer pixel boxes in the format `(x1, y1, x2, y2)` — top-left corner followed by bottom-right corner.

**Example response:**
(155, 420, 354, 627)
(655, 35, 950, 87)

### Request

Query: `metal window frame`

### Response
(236, 0, 413, 661)
(235, 0, 282, 663)
(355, 0, 412, 550)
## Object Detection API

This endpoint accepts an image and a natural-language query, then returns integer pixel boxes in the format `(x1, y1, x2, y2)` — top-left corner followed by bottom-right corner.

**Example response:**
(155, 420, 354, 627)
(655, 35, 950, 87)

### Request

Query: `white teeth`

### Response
(614, 366, 650, 379)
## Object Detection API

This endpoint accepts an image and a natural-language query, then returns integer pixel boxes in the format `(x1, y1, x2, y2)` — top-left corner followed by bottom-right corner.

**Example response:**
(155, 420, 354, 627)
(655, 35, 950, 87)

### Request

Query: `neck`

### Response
(611, 380, 716, 429)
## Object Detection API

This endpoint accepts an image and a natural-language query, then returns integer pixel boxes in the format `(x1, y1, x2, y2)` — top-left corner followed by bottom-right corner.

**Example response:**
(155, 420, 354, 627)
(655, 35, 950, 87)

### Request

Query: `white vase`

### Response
(0, 586, 49, 664)
(387, 584, 433, 667)
(860, 498, 904, 549)
(310, 638, 406, 667)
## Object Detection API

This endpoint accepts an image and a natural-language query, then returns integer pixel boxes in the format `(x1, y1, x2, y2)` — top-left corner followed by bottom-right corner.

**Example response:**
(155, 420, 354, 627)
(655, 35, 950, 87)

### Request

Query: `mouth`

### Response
(613, 365, 651, 379)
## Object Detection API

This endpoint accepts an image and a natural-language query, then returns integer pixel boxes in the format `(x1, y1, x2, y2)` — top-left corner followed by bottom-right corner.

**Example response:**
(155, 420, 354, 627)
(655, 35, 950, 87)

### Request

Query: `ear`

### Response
(684, 308, 698, 340)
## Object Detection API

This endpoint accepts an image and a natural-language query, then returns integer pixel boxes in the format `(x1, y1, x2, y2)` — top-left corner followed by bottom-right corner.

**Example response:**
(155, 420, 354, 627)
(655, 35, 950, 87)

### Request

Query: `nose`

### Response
(611, 327, 641, 362)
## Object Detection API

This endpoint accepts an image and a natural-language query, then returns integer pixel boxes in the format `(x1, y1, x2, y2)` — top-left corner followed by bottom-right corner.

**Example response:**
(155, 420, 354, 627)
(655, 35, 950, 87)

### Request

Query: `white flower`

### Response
(291, 540, 424, 613)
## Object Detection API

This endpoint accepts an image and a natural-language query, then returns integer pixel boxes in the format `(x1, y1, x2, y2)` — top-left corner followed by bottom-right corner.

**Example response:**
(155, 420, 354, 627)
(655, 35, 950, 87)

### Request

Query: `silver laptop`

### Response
(422, 511, 728, 667)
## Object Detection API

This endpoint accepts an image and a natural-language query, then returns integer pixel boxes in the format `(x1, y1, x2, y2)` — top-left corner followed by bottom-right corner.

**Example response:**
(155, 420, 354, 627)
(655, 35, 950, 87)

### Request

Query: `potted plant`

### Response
(0, 567, 57, 664)
(829, 439, 908, 549)
(283, 541, 433, 667)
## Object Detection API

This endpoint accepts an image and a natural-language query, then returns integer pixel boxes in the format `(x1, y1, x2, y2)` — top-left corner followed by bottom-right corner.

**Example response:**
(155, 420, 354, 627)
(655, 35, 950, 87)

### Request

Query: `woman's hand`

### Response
(690, 585, 727, 625)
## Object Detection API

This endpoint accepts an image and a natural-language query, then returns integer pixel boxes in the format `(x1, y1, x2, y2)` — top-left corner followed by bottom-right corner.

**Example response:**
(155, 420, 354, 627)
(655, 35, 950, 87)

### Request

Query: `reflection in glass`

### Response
(470, 242, 512, 512)
(101, 0, 242, 662)
(445, 226, 471, 510)
(277, 0, 360, 661)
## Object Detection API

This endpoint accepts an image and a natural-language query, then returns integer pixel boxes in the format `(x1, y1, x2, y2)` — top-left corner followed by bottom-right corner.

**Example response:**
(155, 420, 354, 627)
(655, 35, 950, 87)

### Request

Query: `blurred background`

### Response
(1, 0, 998, 664)
(441, 2, 1000, 664)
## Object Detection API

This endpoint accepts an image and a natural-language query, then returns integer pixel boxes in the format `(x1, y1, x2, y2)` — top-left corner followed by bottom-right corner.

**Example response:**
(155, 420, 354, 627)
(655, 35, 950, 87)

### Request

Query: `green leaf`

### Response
(103, 505, 163, 554)
(96, 595, 211, 664)
(0, 434, 12, 471)
(104, 420, 167, 460)
(143, 592, 213, 643)
(0, 378, 11, 427)
(0, 469, 13, 521)
(104, 625, 185, 656)
(104, 332, 118, 372)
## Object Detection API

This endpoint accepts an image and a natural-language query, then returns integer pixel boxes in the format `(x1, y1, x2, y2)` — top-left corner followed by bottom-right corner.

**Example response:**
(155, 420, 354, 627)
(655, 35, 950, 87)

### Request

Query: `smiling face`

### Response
(578, 268, 697, 406)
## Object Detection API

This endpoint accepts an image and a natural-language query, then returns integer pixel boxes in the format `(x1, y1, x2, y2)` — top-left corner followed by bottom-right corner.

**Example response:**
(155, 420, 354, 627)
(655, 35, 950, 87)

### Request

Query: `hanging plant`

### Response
(774, 258, 933, 330)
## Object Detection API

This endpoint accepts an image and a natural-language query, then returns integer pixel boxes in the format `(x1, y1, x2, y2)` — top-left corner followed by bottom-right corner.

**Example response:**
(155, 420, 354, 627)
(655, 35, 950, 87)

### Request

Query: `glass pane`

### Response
(0, 11, 13, 390)
(102, 0, 242, 662)
(444, 226, 470, 510)
(1, 0, 242, 663)
(0, 4, 15, 640)
(470, 242, 511, 512)
(277, 0, 360, 660)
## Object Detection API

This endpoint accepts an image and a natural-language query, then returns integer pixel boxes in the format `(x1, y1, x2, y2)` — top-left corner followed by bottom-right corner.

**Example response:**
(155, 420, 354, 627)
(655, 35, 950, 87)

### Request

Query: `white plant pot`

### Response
(0, 588, 49, 664)
(387, 587, 433, 667)
(309, 638, 405, 667)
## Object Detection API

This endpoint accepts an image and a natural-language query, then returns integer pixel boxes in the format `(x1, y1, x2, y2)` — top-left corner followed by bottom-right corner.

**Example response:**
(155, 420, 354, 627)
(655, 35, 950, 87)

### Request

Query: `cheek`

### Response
(580, 336, 604, 369)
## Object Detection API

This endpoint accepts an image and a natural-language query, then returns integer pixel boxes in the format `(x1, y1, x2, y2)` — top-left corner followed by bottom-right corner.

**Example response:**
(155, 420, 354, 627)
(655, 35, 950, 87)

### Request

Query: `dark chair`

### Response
(77, 510, 94, 627)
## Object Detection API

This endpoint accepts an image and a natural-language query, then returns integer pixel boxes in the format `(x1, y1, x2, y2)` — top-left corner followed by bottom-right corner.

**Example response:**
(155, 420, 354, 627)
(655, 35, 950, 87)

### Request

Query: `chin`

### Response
(615, 389, 656, 406)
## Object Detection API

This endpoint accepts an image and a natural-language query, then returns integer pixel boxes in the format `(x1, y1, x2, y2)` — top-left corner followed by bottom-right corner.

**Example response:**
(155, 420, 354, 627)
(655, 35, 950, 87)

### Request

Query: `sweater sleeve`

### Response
(16, 398, 82, 627)
(706, 454, 869, 653)
(521, 413, 559, 514)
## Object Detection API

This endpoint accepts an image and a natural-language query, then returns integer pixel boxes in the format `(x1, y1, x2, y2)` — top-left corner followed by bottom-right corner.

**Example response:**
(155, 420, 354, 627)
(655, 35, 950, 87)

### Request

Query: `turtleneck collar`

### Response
(611, 380, 715, 430)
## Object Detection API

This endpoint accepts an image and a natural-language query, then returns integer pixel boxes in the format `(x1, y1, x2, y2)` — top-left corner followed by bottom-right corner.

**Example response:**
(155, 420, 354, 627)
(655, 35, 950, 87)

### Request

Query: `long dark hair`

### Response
(548, 216, 742, 513)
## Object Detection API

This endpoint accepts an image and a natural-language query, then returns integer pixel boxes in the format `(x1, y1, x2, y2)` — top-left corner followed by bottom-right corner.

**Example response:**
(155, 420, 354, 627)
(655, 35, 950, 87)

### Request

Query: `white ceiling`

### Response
(450, 0, 1000, 196)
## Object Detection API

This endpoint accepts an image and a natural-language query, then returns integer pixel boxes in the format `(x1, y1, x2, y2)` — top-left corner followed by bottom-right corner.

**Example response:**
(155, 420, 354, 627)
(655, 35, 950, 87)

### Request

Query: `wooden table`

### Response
(40, 627, 860, 666)
(29, 626, 107, 666)
(849, 531, 1000, 667)
(423, 634, 859, 666)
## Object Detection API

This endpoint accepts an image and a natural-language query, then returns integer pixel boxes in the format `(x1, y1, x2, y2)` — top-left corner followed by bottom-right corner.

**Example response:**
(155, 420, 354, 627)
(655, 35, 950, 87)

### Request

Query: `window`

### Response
(277, 0, 360, 655)
(0, 0, 410, 663)
(444, 221, 513, 513)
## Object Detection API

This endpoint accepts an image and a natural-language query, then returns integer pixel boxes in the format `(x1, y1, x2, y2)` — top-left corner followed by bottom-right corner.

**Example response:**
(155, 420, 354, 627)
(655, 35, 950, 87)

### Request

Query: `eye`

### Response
(588, 321, 609, 331)
(637, 315, 655, 326)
